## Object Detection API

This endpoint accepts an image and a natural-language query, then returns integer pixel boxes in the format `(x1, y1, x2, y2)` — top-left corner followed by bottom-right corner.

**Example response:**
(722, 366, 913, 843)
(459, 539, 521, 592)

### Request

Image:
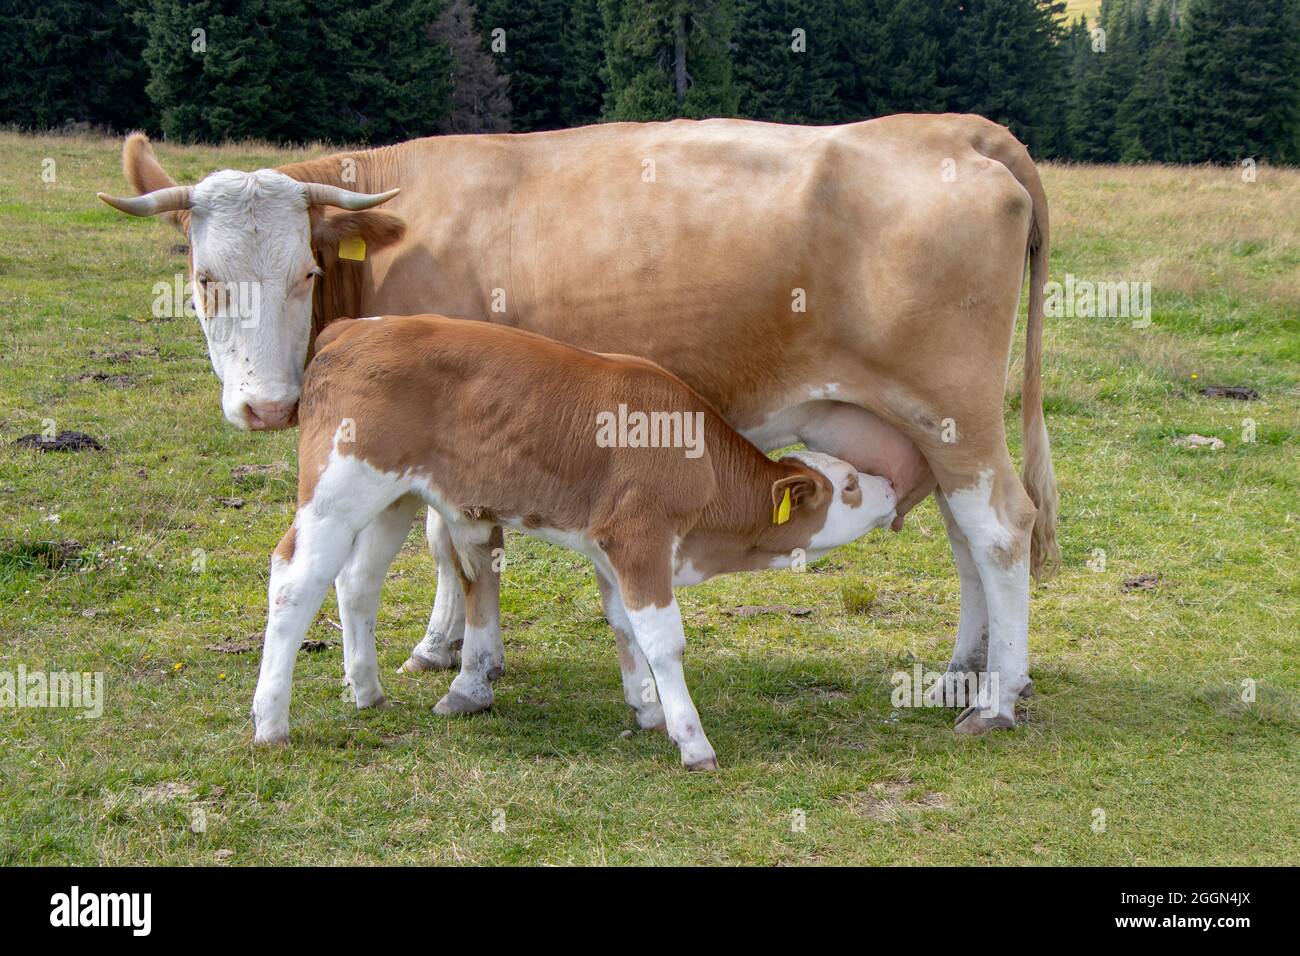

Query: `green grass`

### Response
(1065, 0, 1102, 23)
(1, 132, 1297, 865)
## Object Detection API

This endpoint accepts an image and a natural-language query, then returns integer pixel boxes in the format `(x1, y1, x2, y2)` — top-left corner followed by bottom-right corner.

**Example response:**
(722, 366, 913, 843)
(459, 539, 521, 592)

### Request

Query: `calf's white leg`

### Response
(335, 495, 422, 709)
(253, 515, 363, 743)
(595, 569, 665, 731)
(403, 508, 467, 672)
(624, 598, 717, 770)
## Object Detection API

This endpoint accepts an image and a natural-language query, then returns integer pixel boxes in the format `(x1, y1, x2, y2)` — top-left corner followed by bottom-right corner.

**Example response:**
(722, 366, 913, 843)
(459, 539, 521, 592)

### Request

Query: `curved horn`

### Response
(304, 183, 400, 211)
(97, 186, 193, 217)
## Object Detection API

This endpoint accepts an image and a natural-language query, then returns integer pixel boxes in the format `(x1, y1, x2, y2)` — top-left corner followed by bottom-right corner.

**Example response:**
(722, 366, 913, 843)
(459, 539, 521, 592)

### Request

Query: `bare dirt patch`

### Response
(1122, 573, 1161, 592)
(1198, 385, 1260, 401)
(724, 604, 812, 618)
(841, 780, 953, 822)
(13, 431, 104, 451)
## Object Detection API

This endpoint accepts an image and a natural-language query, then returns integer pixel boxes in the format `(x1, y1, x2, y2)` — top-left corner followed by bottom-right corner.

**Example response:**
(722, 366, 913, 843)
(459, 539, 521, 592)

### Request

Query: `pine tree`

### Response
(1176, 0, 1300, 163)
(561, 0, 607, 126)
(832, 0, 945, 121)
(303, 0, 453, 143)
(600, 0, 739, 121)
(0, 0, 154, 132)
(141, 0, 308, 143)
(1113, 0, 1180, 162)
(1067, 0, 1141, 162)
(731, 0, 840, 124)
(432, 0, 511, 133)
(141, 0, 451, 144)
(936, 0, 1070, 155)
(477, 0, 569, 131)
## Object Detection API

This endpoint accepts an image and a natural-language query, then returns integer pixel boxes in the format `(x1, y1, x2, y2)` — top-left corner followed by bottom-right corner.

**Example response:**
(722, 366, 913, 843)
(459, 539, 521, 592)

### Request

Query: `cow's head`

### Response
(98, 135, 401, 430)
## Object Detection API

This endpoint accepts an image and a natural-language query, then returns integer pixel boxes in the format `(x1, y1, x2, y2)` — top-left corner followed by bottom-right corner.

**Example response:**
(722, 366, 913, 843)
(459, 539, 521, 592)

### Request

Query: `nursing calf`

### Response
(251, 315, 897, 769)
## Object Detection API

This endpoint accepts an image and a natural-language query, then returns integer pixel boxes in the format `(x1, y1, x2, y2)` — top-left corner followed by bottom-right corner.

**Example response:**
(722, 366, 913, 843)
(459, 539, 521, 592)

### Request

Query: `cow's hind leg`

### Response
(595, 568, 665, 731)
(937, 455, 1035, 733)
(926, 491, 990, 706)
(401, 508, 467, 672)
(335, 494, 422, 709)
(433, 523, 505, 716)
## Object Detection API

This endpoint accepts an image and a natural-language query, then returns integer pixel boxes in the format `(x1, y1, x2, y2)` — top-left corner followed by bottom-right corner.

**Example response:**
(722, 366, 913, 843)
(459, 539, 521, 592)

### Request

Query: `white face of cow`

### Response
(189, 170, 317, 429)
(99, 169, 399, 430)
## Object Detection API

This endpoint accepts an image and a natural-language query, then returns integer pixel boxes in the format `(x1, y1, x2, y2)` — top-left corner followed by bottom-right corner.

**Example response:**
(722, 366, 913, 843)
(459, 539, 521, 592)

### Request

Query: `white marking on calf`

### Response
(623, 601, 716, 769)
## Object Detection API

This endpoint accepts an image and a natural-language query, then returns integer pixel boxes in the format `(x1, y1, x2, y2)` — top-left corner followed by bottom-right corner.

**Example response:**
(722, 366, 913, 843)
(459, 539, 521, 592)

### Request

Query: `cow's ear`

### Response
(122, 132, 190, 235)
(311, 210, 406, 258)
(770, 473, 818, 524)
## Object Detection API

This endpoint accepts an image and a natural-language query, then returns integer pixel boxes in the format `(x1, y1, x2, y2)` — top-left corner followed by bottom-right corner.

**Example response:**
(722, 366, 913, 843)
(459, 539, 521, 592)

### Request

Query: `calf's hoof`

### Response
(433, 688, 492, 716)
(684, 755, 720, 772)
(252, 728, 290, 746)
(953, 706, 1017, 735)
(250, 702, 289, 745)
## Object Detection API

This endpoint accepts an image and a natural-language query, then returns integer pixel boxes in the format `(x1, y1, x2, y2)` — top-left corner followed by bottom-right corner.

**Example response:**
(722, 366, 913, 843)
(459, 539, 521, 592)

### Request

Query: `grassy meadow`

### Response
(0, 132, 1296, 865)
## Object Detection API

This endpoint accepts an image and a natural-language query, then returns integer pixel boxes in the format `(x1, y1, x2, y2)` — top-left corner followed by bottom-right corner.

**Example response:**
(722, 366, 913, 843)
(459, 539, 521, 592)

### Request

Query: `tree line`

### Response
(2, 0, 1297, 164)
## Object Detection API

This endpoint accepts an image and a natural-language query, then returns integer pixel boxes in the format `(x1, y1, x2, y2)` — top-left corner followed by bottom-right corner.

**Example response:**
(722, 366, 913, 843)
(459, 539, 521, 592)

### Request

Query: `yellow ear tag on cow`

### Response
(774, 487, 792, 525)
(338, 235, 366, 261)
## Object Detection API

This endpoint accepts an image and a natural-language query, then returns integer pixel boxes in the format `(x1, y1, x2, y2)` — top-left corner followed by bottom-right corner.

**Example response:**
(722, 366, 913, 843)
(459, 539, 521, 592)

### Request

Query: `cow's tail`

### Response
(1019, 169, 1060, 582)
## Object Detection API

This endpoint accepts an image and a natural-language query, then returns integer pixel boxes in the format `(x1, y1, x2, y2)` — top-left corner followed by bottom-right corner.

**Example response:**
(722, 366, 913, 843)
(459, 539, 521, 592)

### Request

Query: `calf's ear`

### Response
(311, 210, 406, 260)
(770, 474, 818, 524)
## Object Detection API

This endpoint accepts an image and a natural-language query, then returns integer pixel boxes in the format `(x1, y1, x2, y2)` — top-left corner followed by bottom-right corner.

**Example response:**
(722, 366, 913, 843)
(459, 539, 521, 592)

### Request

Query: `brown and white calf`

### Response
(252, 315, 896, 769)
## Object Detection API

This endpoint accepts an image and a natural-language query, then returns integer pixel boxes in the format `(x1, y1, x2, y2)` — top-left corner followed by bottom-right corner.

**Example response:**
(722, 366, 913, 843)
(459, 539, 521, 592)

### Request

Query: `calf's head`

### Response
(98, 136, 400, 431)
(766, 452, 896, 564)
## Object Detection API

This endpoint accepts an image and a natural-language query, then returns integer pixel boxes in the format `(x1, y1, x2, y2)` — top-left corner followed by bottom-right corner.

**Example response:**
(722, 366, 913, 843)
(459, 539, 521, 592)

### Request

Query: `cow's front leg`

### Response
(939, 463, 1034, 733)
(595, 569, 665, 731)
(401, 507, 467, 672)
(433, 524, 504, 716)
(336, 495, 422, 709)
(253, 516, 360, 744)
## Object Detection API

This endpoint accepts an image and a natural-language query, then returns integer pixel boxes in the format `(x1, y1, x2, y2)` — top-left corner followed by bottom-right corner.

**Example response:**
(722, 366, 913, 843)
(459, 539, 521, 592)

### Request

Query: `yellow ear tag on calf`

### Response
(773, 487, 792, 525)
(338, 235, 366, 261)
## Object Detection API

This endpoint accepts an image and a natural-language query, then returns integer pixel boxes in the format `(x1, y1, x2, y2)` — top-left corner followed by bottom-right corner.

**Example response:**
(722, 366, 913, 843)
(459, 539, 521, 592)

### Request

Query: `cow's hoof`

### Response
(954, 706, 1017, 734)
(252, 729, 290, 746)
(399, 654, 438, 674)
(399, 643, 461, 673)
(684, 755, 719, 772)
(357, 694, 390, 711)
(1019, 679, 1035, 699)
(433, 689, 492, 716)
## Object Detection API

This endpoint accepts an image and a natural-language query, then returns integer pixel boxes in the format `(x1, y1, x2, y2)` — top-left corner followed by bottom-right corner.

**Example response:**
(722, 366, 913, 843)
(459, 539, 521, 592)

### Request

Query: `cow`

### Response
(253, 314, 899, 767)
(99, 114, 1059, 733)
